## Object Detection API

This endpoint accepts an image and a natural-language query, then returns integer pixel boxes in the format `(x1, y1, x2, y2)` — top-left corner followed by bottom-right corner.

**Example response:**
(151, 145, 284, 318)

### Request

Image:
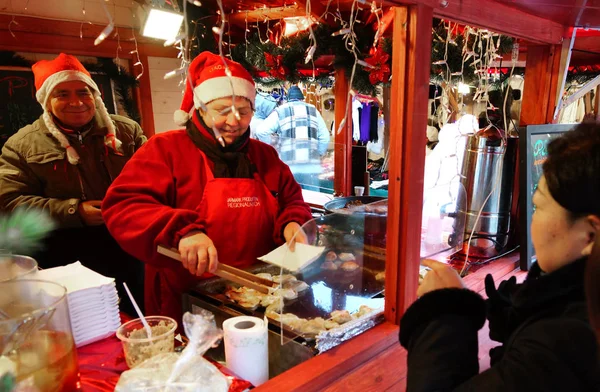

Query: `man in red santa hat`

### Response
(0, 53, 147, 312)
(102, 51, 311, 322)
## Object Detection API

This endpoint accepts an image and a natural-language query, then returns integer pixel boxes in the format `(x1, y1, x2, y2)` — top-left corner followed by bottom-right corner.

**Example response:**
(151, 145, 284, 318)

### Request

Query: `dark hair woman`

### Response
(400, 122, 600, 391)
(587, 237, 600, 343)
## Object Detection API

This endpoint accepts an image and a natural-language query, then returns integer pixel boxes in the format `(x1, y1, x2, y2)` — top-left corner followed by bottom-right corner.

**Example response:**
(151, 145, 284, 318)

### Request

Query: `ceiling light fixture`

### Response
(142, 8, 184, 41)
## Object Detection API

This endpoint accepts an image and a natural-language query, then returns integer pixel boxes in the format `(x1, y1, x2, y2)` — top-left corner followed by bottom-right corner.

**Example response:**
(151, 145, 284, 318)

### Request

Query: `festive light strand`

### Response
(94, 1, 114, 46)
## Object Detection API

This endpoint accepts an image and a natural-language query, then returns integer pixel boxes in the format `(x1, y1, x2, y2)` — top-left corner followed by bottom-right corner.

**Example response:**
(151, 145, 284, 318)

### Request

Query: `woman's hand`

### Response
(417, 259, 465, 297)
(178, 231, 219, 276)
(283, 222, 308, 251)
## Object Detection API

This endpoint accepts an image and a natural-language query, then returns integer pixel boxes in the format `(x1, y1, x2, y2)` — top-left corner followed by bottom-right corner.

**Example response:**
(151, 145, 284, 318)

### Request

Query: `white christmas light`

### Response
(164, 33, 187, 47)
(164, 67, 186, 80)
(94, 23, 114, 46)
(357, 59, 375, 69)
(305, 45, 316, 63)
(457, 82, 471, 95)
(331, 28, 350, 37)
(142, 8, 184, 41)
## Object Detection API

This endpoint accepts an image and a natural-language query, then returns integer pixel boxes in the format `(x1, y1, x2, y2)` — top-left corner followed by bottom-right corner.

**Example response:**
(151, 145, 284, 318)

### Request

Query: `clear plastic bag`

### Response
(116, 310, 232, 392)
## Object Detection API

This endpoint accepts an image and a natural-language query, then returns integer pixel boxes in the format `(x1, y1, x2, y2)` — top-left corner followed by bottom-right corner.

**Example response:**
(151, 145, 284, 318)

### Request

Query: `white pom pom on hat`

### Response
(174, 109, 190, 127)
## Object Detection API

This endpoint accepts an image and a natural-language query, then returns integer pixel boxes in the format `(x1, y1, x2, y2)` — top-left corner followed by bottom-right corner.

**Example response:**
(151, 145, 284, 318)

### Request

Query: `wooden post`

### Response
(333, 68, 352, 196)
(134, 54, 156, 137)
(385, 4, 433, 324)
(549, 37, 573, 123)
(520, 43, 568, 126)
(595, 87, 600, 122)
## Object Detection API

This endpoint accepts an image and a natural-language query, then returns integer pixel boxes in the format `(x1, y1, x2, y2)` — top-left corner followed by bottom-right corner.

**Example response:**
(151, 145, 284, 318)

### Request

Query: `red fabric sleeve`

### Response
(102, 136, 204, 267)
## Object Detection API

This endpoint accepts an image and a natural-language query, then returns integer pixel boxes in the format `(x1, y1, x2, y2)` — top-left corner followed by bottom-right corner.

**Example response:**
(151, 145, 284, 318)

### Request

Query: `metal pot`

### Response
(322, 196, 386, 214)
(322, 196, 387, 248)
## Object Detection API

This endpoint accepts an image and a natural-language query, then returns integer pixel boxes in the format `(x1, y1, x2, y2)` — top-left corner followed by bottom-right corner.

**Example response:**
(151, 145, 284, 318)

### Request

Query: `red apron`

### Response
(145, 151, 279, 322)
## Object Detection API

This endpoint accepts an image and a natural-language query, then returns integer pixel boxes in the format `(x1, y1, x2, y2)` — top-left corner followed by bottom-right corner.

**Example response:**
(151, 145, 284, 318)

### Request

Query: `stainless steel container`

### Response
(459, 128, 517, 258)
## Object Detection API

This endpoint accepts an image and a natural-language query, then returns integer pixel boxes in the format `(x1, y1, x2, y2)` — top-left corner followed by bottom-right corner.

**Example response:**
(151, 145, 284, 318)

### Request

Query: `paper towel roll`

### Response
(223, 316, 269, 386)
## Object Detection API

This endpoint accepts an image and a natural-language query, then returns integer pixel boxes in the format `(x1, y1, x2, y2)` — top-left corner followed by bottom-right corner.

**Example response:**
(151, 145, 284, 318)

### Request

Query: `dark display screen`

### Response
(519, 124, 575, 270)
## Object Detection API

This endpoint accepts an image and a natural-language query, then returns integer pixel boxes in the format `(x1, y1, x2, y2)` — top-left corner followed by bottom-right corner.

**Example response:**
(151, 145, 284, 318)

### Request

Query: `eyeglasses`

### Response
(205, 105, 254, 121)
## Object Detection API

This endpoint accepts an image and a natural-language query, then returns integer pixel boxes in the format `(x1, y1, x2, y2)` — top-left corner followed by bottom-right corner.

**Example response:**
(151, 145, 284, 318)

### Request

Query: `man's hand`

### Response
(284, 222, 308, 251)
(78, 200, 104, 226)
(178, 231, 219, 276)
(417, 259, 465, 297)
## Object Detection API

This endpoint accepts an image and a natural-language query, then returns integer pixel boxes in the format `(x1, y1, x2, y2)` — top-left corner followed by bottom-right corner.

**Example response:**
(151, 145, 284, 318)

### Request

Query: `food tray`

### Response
(190, 253, 385, 340)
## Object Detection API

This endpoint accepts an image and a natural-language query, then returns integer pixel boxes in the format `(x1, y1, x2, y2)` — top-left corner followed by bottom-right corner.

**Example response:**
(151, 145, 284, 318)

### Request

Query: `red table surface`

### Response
(76, 333, 252, 392)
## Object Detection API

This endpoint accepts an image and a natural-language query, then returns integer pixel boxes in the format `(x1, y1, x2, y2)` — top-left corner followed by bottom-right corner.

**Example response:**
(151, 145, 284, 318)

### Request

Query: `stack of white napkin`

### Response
(36, 261, 121, 347)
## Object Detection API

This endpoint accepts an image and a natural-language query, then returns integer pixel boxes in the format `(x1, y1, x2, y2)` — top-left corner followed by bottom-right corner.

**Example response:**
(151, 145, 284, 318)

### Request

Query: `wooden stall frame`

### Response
(333, 68, 353, 196)
(385, 5, 433, 324)
(0, 0, 578, 388)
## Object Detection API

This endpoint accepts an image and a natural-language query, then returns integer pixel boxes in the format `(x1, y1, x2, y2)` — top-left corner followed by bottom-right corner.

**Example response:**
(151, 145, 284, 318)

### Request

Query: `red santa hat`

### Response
(174, 51, 255, 126)
(32, 53, 121, 165)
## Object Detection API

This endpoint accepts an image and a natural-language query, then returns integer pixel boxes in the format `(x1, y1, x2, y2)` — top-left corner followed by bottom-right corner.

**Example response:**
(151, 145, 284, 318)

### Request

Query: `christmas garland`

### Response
(0, 51, 140, 123)
(230, 19, 520, 95)
(429, 19, 515, 85)
(231, 24, 392, 96)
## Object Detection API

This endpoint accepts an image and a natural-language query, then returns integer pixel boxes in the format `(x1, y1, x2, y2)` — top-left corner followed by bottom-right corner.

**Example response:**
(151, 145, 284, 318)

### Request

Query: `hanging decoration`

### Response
(231, 23, 392, 96)
(264, 53, 288, 80)
(429, 19, 515, 86)
(364, 46, 390, 84)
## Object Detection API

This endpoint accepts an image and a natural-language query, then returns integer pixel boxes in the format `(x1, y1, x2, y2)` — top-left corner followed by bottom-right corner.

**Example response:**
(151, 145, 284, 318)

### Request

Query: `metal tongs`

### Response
(157, 245, 277, 294)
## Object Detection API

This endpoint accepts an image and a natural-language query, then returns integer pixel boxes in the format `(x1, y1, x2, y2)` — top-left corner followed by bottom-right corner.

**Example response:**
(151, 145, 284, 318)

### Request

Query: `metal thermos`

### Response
(458, 128, 517, 258)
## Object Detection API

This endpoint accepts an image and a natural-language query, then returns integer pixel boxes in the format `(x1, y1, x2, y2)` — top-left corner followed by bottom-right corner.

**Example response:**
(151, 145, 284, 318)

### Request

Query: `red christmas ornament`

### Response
(264, 52, 288, 80)
(364, 47, 391, 84)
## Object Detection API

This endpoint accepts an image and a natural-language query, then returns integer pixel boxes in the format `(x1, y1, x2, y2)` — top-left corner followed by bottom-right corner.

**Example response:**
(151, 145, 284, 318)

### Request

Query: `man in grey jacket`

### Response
(0, 53, 147, 311)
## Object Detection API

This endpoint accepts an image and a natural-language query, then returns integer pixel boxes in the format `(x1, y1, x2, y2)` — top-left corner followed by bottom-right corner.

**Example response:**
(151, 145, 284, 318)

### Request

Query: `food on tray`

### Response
(353, 305, 374, 319)
(320, 260, 338, 271)
(268, 305, 378, 336)
(283, 280, 309, 292)
(273, 287, 298, 300)
(268, 312, 299, 325)
(330, 310, 352, 324)
(224, 272, 309, 310)
(345, 200, 364, 208)
(255, 273, 273, 281)
(340, 261, 360, 272)
(265, 299, 284, 315)
(272, 274, 297, 284)
(338, 252, 356, 262)
(324, 319, 340, 330)
(375, 271, 386, 282)
(267, 313, 339, 335)
(364, 204, 388, 215)
(260, 294, 280, 307)
(321, 251, 362, 272)
(225, 286, 264, 310)
(325, 251, 338, 262)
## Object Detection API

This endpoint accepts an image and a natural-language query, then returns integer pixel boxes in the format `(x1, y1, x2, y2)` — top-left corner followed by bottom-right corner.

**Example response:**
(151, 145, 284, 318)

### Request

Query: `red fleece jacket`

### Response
(101, 130, 312, 269)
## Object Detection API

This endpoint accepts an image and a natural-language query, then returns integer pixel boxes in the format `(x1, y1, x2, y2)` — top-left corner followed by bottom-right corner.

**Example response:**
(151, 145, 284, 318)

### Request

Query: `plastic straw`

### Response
(123, 282, 152, 338)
